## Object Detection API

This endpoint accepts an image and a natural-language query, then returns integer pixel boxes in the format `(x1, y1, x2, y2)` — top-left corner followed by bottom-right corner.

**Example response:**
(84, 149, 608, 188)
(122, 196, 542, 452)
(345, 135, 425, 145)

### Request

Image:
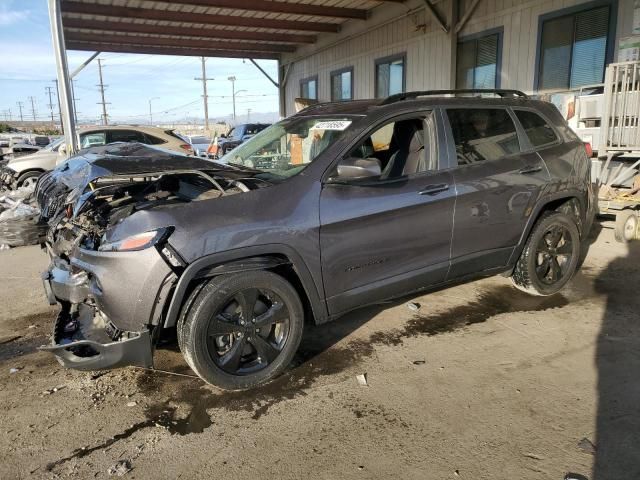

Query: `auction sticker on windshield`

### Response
(310, 120, 352, 131)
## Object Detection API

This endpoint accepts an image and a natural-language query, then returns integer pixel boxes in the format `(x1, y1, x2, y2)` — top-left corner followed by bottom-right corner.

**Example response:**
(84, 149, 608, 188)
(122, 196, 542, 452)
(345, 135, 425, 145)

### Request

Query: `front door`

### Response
(443, 107, 549, 279)
(319, 113, 456, 316)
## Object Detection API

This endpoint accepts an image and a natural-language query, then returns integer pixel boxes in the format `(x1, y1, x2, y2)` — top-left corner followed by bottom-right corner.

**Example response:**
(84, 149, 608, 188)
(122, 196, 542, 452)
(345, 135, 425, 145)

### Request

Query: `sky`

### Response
(0, 0, 280, 125)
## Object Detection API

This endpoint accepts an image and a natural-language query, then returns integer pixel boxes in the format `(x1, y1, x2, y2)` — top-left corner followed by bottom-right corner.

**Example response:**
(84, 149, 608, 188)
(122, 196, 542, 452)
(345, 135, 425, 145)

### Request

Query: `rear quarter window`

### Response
(514, 110, 559, 148)
(446, 108, 520, 165)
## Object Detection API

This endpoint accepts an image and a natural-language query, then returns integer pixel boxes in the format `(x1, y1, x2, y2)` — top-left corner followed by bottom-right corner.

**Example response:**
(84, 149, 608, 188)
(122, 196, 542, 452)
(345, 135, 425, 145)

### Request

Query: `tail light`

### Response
(179, 144, 193, 152)
(584, 142, 593, 158)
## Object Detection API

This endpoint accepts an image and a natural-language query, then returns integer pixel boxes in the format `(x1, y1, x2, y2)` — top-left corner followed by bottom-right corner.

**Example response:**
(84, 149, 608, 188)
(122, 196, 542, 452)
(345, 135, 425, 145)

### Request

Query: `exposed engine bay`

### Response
(36, 143, 268, 258)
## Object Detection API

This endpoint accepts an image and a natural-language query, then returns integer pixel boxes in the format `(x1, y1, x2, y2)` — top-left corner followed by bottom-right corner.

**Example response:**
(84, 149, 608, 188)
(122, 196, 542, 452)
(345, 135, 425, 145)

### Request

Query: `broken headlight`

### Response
(98, 227, 172, 252)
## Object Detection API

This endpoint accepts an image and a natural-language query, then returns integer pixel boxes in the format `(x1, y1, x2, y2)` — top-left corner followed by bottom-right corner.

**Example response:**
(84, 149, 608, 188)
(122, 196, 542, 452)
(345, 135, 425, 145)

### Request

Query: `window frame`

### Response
(441, 106, 526, 169)
(330, 66, 355, 102)
(533, 0, 617, 92)
(511, 107, 562, 152)
(300, 75, 319, 100)
(456, 27, 504, 89)
(374, 53, 407, 99)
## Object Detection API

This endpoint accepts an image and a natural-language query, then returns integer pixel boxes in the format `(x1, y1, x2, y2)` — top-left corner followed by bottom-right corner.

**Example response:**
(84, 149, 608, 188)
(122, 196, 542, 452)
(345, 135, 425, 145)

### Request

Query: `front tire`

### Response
(511, 212, 581, 296)
(179, 271, 304, 390)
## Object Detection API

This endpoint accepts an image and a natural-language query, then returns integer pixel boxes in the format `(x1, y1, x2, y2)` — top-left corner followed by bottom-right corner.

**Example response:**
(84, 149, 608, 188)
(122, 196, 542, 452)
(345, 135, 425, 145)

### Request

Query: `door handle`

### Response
(419, 183, 449, 195)
(519, 165, 543, 174)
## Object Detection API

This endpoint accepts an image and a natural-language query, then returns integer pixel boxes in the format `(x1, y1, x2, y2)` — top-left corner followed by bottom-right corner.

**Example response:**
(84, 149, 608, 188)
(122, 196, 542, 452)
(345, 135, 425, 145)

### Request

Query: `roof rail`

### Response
(381, 89, 529, 105)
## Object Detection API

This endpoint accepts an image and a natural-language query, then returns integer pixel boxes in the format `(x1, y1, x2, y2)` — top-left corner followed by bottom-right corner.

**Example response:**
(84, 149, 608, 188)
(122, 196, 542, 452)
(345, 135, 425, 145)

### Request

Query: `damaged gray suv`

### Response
(37, 90, 595, 390)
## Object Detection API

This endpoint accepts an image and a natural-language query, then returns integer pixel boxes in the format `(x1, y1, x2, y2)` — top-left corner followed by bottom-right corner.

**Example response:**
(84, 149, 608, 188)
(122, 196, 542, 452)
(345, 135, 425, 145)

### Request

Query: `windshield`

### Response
(219, 117, 355, 180)
(190, 136, 210, 144)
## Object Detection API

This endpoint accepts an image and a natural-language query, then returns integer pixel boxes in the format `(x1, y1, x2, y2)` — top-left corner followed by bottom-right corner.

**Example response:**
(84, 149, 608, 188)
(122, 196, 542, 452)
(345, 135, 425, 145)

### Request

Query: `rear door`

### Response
(319, 111, 455, 316)
(444, 107, 549, 279)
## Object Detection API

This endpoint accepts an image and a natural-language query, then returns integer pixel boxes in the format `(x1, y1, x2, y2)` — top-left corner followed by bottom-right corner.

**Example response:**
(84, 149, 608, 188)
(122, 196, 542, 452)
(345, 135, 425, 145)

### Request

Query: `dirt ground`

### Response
(0, 223, 638, 480)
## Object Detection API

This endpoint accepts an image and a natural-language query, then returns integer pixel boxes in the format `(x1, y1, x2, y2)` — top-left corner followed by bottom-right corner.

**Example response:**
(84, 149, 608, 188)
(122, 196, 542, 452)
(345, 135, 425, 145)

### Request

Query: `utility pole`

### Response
(28, 96, 37, 121)
(148, 97, 159, 125)
(96, 58, 110, 126)
(228, 76, 236, 122)
(53, 80, 64, 133)
(16, 101, 24, 122)
(45, 86, 56, 123)
(194, 57, 214, 133)
(247, 108, 251, 122)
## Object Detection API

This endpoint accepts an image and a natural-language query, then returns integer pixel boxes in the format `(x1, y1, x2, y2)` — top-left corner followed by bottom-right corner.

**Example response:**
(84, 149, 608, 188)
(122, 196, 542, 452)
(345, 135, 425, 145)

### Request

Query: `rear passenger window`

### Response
(144, 134, 166, 145)
(514, 110, 558, 147)
(447, 108, 520, 165)
(109, 130, 147, 143)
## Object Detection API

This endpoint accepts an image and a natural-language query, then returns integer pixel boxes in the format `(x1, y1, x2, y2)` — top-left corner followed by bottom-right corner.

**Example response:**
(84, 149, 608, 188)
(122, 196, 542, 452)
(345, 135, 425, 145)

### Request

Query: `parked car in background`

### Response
(33, 136, 51, 147)
(186, 135, 214, 158)
(210, 123, 270, 158)
(0, 126, 194, 189)
(37, 89, 594, 390)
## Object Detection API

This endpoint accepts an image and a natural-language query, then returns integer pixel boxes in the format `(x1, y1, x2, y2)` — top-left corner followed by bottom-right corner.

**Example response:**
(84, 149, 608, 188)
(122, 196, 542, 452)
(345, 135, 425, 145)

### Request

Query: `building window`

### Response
(456, 29, 502, 89)
(375, 54, 405, 98)
(537, 3, 613, 91)
(300, 76, 318, 100)
(331, 67, 353, 101)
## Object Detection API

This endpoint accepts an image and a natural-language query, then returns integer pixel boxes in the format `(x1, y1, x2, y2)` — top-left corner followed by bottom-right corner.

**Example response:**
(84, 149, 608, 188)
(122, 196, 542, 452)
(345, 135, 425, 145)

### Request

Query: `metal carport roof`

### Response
(49, 0, 404, 151)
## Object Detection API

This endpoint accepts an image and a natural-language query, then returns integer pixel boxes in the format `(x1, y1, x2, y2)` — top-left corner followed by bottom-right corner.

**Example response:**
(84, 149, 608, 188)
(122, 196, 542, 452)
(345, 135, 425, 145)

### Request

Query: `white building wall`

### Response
(281, 0, 636, 116)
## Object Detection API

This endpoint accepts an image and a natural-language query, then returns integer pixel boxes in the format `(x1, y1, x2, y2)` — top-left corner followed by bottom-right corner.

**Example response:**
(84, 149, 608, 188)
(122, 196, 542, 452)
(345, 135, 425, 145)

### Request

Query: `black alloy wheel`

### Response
(179, 270, 304, 390)
(207, 287, 290, 375)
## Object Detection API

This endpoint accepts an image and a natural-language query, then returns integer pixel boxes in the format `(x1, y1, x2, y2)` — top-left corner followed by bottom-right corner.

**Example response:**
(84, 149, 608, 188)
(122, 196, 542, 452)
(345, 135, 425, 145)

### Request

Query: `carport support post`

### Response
(447, 0, 459, 89)
(48, 0, 78, 153)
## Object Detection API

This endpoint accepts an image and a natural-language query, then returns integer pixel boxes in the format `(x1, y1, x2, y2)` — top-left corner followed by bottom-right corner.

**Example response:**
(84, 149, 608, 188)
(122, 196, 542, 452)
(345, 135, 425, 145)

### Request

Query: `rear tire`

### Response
(614, 209, 638, 243)
(511, 212, 580, 296)
(16, 171, 42, 189)
(179, 271, 304, 390)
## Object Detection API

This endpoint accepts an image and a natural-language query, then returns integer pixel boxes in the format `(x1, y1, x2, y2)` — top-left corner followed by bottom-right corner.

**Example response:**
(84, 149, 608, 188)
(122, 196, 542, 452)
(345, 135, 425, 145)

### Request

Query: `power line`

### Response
(96, 58, 110, 126)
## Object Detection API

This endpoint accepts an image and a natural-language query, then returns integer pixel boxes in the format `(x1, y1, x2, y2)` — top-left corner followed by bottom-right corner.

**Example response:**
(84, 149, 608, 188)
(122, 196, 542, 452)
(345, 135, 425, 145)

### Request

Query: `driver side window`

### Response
(342, 114, 433, 181)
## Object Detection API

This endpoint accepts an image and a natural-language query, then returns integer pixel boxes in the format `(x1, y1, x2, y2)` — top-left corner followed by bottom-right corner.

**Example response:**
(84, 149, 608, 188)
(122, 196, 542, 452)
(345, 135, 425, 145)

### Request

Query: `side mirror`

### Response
(220, 134, 227, 139)
(335, 157, 381, 180)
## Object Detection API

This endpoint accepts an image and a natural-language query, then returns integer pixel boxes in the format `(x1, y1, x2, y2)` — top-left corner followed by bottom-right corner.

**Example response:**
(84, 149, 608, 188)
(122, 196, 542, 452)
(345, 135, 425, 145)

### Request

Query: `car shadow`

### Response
(592, 240, 640, 479)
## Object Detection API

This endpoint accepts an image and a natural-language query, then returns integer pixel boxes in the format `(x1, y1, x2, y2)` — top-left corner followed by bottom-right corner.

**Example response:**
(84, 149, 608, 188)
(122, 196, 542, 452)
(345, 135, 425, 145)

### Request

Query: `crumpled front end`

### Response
(35, 146, 255, 371)
(0, 164, 18, 190)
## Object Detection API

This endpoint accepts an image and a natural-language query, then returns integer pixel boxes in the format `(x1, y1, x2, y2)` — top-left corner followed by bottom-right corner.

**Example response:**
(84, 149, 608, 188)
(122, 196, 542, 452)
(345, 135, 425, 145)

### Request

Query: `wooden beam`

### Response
(65, 31, 297, 53)
(62, 18, 317, 44)
(142, 0, 368, 20)
(66, 41, 280, 60)
(61, 0, 345, 29)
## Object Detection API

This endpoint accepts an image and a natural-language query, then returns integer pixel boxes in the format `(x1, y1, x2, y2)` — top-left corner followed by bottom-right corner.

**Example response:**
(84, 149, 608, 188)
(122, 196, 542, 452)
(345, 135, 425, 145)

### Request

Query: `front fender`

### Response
(163, 243, 327, 329)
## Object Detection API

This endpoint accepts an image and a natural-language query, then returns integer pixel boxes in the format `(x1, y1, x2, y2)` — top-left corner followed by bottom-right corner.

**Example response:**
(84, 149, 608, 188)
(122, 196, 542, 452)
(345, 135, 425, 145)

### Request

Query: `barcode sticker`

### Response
(310, 120, 352, 131)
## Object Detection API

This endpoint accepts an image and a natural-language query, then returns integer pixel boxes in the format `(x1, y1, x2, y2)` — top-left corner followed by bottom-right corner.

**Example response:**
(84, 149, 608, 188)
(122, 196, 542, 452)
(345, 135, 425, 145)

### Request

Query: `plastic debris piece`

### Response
(127, 401, 137, 407)
(9, 367, 21, 374)
(407, 302, 420, 311)
(577, 437, 596, 455)
(0, 185, 46, 247)
(356, 373, 368, 386)
(413, 360, 426, 365)
(108, 460, 132, 477)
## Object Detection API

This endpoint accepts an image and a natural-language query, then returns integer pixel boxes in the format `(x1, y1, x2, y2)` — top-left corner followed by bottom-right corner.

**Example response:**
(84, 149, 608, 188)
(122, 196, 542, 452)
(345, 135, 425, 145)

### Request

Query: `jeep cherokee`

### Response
(37, 90, 595, 390)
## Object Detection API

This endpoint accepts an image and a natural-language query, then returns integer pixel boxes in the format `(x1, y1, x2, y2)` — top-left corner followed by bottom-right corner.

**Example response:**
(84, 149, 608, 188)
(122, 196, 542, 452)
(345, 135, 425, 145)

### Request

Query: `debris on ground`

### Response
(412, 360, 426, 365)
(356, 374, 368, 386)
(41, 385, 66, 395)
(0, 185, 46, 248)
(126, 401, 137, 407)
(407, 302, 421, 311)
(9, 367, 21, 374)
(577, 437, 596, 455)
(107, 459, 132, 477)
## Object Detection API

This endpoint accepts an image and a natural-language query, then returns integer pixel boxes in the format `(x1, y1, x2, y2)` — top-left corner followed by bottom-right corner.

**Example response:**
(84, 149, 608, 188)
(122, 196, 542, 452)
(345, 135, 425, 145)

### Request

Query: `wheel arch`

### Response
(16, 168, 46, 180)
(163, 245, 327, 330)
(507, 192, 588, 272)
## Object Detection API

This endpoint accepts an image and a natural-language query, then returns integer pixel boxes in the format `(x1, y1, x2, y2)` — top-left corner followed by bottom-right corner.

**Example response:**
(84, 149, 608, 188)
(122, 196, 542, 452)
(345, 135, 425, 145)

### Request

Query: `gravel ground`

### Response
(0, 222, 638, 480)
